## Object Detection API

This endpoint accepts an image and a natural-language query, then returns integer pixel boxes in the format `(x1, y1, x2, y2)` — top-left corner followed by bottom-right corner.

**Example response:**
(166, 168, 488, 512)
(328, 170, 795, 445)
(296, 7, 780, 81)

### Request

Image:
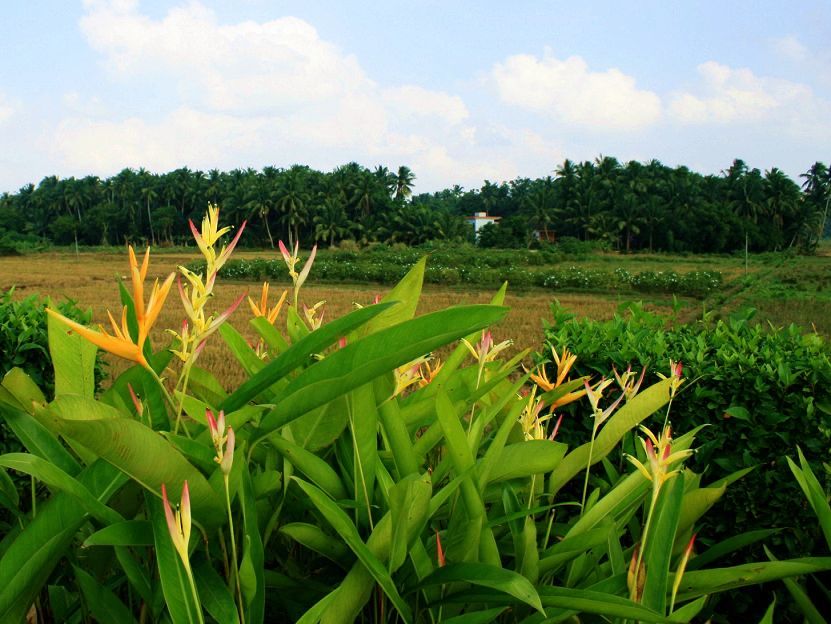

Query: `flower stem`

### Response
(224, 475, 246, 624)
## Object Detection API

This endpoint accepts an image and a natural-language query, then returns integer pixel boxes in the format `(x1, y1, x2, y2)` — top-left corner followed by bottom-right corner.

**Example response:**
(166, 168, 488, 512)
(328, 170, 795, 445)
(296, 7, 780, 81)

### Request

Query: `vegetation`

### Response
(1, 211, 828, 623)
(0, 157, 829, 254)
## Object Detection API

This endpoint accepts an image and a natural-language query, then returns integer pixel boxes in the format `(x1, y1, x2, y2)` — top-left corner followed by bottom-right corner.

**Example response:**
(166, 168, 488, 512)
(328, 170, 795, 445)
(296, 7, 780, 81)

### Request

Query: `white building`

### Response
(466, 212, 500, 238)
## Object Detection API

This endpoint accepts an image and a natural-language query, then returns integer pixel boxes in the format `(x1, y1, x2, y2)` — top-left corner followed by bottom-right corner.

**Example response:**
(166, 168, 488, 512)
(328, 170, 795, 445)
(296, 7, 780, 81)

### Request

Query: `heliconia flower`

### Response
(373, 294, 382, 305)
(47, 246, 174, 370)
(418, 358, 443, 388)
(295, 245, 317, 293)
(657, 359, 685, 398)
(518, 386, 552, 441)
(393, 356, 429, 396)
(189, 205, 246, 273)
(248, 282, 288, 324)
(278, 240, 297, 275)
(338, 336, 347, 349)
(162, 481, 191, 566)
(221, 427, 235, 475)
(627, 542, 646, 601)
(583, 377, 613, 413)
(436, 531, 446, 567)
(551, 346, 577, 387)
(461, 329, 512, 364)
(303, 300, 326, 330)
(206, 409, 234, 473)
(625, 425, 693, 488)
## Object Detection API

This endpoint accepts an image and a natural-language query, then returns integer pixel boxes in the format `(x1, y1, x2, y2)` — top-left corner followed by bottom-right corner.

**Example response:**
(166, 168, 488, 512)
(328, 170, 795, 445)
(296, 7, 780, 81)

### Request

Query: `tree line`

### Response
(0, 157, 828, 253)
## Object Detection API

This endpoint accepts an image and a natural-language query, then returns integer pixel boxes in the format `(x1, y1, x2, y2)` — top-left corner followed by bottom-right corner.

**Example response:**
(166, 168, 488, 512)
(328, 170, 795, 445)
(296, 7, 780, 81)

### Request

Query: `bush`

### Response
(541, 302, 831, 562)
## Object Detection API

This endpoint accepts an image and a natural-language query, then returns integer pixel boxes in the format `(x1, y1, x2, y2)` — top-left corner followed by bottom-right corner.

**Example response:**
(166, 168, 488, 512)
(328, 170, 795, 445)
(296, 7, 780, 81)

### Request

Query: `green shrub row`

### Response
(192, 257, 723, 297)
(541, 302, 831, 564)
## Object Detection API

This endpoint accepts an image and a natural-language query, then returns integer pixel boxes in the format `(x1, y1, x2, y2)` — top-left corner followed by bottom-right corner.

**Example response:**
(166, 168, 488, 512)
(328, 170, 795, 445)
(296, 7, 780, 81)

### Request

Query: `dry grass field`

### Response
(0, 250, 639, 388)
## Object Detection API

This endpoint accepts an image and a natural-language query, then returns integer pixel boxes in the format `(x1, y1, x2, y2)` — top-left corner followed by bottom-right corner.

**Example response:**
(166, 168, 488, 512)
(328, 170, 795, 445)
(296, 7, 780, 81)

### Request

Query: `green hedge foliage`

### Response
(542, 302, 831, 562)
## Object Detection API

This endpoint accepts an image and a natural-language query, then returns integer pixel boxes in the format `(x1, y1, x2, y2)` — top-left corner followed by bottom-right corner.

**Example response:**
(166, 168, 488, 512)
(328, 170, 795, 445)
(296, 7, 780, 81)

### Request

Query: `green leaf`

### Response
(480, 441, 567, 484)
(758, 597, 775, 624)
(358, 256, 425, 337)
(222, 303, 393, 413)
(74, 565, 138, 624)
(724, 405, 750, 421)
(296, 590, 339, 624)
(85, 521, 154, 547)
(240, 460, 265, 624)
(0, 402, 80, 475)
(48, 308, 98, 399)
(0, 453, 123, 525)
(293, 477, 413, 624)
(416, 562, 544, 614)
(279, 523, 351, 568)
(443, 608, 508, 623)
(642, 471, 685, 611)
(686, 529, 781, 571)
(220, 323, 265, 378)
(349, 383, 378, 527)
(536, 587, 675, 622)
(765, 546, 826, 624)
(193, 556, 240, 624)
(269, 434, 347, 500)
(0, 460, 124, 624)
(675, 557, 831, 600)
(50, 403, 225, 526)
(255, 305, 508, 437)
(2, 367, 47, 411)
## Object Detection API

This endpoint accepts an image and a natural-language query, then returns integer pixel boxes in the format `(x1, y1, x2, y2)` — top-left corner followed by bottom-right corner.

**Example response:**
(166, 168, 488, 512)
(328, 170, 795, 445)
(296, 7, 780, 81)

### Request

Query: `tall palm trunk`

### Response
(262, 211, 275, 248)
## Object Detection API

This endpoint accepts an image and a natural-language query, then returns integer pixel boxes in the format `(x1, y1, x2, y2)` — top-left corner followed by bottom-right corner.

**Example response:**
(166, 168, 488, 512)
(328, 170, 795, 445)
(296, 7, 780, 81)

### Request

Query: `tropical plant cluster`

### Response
(0, 157, 828, 254)
(0, 210, 829, 624)
(542, 303, 831, 568)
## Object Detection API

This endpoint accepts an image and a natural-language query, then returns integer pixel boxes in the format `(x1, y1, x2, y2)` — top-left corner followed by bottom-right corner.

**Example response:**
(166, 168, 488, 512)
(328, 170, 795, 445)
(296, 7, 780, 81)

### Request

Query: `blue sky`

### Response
(1, 0, 829, 193)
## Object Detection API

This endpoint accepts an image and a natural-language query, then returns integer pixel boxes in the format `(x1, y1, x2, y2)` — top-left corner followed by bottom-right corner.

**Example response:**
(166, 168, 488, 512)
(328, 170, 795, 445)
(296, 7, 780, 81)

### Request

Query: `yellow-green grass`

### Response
(1, 250, 636, 388)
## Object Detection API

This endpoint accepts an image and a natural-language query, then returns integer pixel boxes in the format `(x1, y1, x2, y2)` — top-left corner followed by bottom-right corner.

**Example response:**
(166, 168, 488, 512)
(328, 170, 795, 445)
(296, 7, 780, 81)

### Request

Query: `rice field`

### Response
(0, 250, 640, 388)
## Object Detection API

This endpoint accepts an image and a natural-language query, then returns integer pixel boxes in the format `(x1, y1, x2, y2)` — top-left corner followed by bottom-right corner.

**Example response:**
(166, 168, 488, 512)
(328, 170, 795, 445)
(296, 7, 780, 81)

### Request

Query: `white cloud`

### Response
(0, 94, 16, 126)
(772, 35, 809, 63)
(54, 0, 502, 189)
(670, 61, 814, 124)
(490, 50, 662, 130)
(382, 86, 469, 125)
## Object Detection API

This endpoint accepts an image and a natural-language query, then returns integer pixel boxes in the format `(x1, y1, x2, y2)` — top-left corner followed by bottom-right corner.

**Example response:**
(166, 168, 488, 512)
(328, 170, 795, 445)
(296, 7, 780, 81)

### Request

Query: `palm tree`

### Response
(313, 194, 349, 247)
(394, 166, 416, 201)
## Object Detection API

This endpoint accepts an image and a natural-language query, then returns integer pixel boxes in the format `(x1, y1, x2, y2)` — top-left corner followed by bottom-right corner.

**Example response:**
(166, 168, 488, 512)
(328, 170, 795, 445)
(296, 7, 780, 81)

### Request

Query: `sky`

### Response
(1, 0, 829, 193)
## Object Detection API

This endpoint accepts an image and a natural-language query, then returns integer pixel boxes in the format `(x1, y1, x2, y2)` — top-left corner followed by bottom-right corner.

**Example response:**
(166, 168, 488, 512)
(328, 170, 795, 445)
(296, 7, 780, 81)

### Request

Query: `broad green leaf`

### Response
(675, 557, 831, 600)
(358, 256, 425, 337)
(250, 316, 289, 354)
(416, 562, 544, 614)
(85, 520, 154, 547)
(296, 590, 339, 624)
(193, 556, 241, 624)
(114, 546, 154, 605)
(686, 529, 780, 571)
(2, 367, 47, 410)
(790, 448, 831, 550)
(0, 402, 80, 475)
(549, 378, 672, 496)
(220, 322, 265, 378)
(642, 471, 685, 611)
(765, 546, 826, 624)
(255, 305, 508, 437)
(291, 397, 348, 451)
(240, 461, 265, 624)
(0, 453, 123, 525)
(294, 477, 413, 624)
(443, 608, 508, 623)
(50, 404, 225, 526)
(74, 565, 138, 624)
(269, 434, 347, 500)
(676, 484, 726, 538)
(279, 523, 351, 568)
(758, 597, 775, 624)
(349, 383, 378, 527)
(0, 460, 124, 624)
(536, 587, 675, 622)
(222, 303, 394, 412)
(48, 308, 97, 399)
(481, 441, 567, 484)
